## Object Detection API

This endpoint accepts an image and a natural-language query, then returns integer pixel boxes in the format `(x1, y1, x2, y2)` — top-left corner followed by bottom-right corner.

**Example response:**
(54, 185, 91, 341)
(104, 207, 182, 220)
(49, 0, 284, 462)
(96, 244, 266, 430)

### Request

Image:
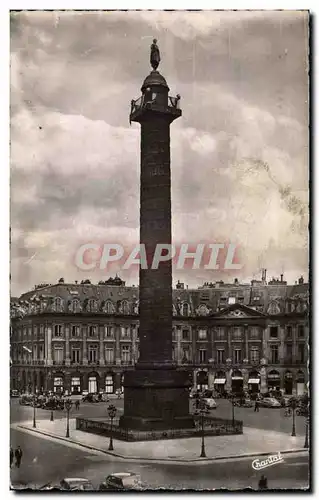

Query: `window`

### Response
(33, 345, 37, 361)
(122, 301, 130, 315)
(87, 299, 98, 313)
(268, 302, 280, 315)
(250, 347, 259, 364)
(39, 345, 44, 360)
(182, 329, 190, 340)
(199, 349, 207, 363)
(88, 325, 98, 337)
(172, 345, 177, 361)
(217, 349, 225, 364)
(250, 327, 259, 339)
(298, 325, 305, 338)
(198, 329, 207, 340)
(121, 346, 131, 363)
(54, 346, 64, 364)
(39, 325, 44, 338)
(71, 325, 80, 338)
(286, 344, 292, 363)
(233, 327, 242, 339)
(234, 349, 241, 364)
(172, 328, 177, 341)
(286, 325, 292, 339)
(53, 297, 64, 312)
(270, 345, 279, 364)
(104, 301, 114, 314)
(216, 327, 225, 340)
(182, 303, 190, 317)
(270, 326, 278, 338)
(33, 325, 38, 337)
(121, 327, 130, 339)
(105, 375, 114, 394)
(105, 326, 113, 338)
(71, 348, 80, 364)
(228, 297, 236, 305)
(23, 327, 27, 338)
(28, 327, 32, 338)
(182, 346, 190, 363)
(105, 347, 114, 363)
(297, 344, 305, 363)
(70, 299, 81, 313)
(54, 325, 63, 337)
(88, 346, 98, 363)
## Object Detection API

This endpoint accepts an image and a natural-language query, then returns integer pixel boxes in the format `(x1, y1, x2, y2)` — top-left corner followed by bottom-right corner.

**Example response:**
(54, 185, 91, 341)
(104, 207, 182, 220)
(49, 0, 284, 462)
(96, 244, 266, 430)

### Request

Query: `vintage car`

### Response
(258, 397, 281, 408)
(98, 473, 142, 491)
(202, 397, 217, 409)
(59, 478, 94, 491)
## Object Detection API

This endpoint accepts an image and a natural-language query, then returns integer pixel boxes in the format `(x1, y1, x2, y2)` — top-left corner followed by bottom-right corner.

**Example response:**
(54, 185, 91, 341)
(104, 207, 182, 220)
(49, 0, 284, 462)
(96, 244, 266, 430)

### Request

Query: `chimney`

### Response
(280, 274, 283, 282)
(298, 276, 304, 284)
(75, 280, 78, 285)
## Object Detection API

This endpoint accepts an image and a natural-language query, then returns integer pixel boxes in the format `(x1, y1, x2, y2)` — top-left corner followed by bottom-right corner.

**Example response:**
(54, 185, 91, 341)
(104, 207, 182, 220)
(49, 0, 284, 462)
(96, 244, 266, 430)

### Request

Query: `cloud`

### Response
(10, 11, 309, 295)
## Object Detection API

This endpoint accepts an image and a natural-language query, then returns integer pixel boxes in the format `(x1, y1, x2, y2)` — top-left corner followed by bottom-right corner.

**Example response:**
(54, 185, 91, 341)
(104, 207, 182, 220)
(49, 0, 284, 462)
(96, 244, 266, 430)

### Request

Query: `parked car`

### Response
(59, 478, 94, 491)
(234, 398, 253, 408)
(202, 397, 217, 409)
(258, 397, 281, 408)
(82, 393, 99, 403)
(98, 473, 142, 491)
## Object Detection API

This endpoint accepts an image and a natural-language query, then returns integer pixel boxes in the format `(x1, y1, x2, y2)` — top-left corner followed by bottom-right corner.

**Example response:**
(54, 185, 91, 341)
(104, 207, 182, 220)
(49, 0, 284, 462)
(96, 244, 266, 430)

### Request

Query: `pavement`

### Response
(12, 418, 308, 465)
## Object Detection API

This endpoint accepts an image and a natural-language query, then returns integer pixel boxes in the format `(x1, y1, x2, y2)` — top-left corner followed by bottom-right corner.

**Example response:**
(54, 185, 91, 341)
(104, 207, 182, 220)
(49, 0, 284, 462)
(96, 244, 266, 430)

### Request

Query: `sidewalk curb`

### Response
(16, 425, 308, 465)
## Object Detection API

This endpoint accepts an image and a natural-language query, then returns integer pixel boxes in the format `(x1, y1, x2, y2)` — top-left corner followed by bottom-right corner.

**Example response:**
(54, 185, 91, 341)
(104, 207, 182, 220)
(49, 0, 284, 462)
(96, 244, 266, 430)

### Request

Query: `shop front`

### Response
(296, 370, 306, 396)
(232, 370, 243, 393)
(267, 370, 280, 393)
(71, 375, 81, 395)
(197, 370, 208, 391)
(53, 374, 64, 394)
(284, 370, 293, 395)
(214, 371, 226, 396)
(248, 370, 260, 395)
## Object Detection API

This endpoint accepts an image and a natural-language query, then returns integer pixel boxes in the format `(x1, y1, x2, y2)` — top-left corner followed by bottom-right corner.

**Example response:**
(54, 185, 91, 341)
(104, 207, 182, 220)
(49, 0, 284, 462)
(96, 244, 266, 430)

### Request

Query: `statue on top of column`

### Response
(150, 39, 161, 70)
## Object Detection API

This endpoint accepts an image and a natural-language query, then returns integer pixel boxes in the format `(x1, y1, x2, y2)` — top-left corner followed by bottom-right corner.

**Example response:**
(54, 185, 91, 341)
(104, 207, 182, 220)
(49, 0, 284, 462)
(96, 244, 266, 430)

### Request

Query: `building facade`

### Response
(10, 274, 309, 397)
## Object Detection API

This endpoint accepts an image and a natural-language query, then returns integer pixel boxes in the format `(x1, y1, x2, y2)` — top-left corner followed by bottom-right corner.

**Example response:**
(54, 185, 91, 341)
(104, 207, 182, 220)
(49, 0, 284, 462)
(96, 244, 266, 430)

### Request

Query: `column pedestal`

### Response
(119, 368, 194, 431)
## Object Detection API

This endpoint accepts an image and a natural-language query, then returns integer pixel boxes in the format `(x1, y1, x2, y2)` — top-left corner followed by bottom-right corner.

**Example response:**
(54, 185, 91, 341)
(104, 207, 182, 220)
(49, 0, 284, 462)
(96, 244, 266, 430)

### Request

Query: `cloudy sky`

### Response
(10, 10, 309, 295)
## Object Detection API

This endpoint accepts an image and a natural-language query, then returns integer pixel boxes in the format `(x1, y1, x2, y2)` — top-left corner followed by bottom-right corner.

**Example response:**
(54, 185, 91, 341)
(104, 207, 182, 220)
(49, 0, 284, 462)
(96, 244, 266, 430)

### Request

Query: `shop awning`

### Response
(214, 378, 226, 384)
(232, 376, 243, 381)
(248, 378, 260, 384)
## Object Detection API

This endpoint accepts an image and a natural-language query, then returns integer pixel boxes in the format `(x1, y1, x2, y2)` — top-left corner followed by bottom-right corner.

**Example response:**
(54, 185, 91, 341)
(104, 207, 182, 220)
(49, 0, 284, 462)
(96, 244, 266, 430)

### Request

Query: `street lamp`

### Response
(290, 397, 297, 437)
(304, 415, 309, 448)
(65, 398, 73, 438)
(32, 395, 37, 428)
(107, 404, 117, 451)
(193, 396, 208, 458)
(229, 392, 236, 428)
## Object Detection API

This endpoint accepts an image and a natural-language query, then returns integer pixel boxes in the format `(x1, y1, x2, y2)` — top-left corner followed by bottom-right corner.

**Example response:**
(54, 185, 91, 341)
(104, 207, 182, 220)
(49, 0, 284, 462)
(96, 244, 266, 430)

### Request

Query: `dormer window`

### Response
(122, 301, 130, 315)
(70, 299, 81, 313)
(52, 297, 64, 312)
(87, 299, 98, 313)
(182, 303, 190, 317)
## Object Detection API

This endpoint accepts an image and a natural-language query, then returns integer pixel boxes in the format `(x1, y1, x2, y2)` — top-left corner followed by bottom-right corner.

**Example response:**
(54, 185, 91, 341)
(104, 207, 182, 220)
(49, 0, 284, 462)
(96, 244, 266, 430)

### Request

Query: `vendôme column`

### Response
(119, 40, 194, 431)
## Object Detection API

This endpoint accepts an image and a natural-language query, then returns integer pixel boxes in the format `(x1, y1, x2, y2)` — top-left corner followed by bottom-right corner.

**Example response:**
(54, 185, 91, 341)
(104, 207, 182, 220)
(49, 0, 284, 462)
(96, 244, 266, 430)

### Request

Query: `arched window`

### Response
(70, 299, 81, 313)
(52, 297, 64, 313)
(268, 301, 280, 315)
(87, 299, 98, 313)
(104, 301, 114, 314)
(182, 303, 190, 317)
(122, 301, 130, 315)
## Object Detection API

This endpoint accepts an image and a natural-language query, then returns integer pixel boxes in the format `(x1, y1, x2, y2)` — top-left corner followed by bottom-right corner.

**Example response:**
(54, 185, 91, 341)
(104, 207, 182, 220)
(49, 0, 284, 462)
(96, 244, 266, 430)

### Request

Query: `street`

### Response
(10, 398, 310, 490)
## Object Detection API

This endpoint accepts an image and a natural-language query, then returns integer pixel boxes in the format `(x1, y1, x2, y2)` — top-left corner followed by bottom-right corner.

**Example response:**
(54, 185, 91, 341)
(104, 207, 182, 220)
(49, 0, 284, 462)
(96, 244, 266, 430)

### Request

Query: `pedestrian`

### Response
(75, 400, 80, 411)
(15, 446, 23, 468)
(254, 399, 259, 412)
(258, 475, 268, 490)
(10, 447, 14, 468)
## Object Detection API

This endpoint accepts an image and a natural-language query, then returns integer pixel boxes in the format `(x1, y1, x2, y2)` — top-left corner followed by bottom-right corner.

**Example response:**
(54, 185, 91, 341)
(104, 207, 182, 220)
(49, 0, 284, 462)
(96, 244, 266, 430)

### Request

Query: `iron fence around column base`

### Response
(76, 416, 243, 442)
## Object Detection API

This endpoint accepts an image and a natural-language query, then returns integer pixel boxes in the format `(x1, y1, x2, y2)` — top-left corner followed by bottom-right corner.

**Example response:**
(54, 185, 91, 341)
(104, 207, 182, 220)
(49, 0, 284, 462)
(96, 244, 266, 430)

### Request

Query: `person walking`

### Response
(15, 446, 23, 468)
(10, 447, 14, 468)
(254, 398, 259, 413)
(75, 400, 80, 411)
(258, 475, 268, 490)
